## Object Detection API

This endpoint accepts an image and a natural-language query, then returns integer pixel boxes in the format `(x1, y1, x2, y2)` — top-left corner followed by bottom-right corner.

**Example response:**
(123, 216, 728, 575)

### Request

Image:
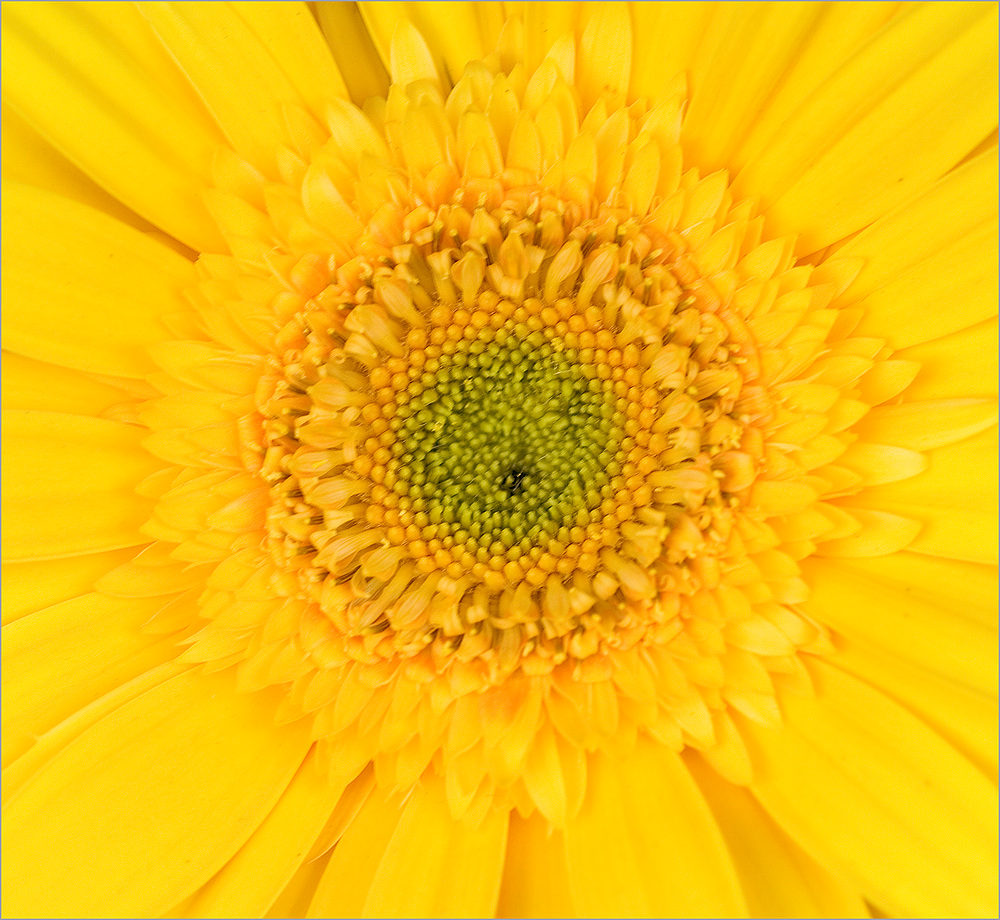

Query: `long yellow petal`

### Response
(1, 351, 134, 418)
(313, 1, 390, 106)
(2, 182, 193, 378)
(1, 0, 225, 251)
(1, 410, 162, 561)
(843, 426, 999, 563)
(565, 739, 748, 917)
(1, 548, 137, 625)
(363, 777, 509, 918)
(832, 639, 998, 778)
(306, 785, 405, 918)
(737, 2, 998, 252)
(898, 318, 998, 401)
(800, 555, 996, 695)
(743, 661, 998, 918)
(2, 670, 312, 919)
(839, 149, 998, 349)
(1, 102, 165, 239)
(184, 746, 346, 919)
(2, 660, 189, 806)
(2, 593, 181, 766)
(686, 755, 868, 919)
(497, 811, 575, 919)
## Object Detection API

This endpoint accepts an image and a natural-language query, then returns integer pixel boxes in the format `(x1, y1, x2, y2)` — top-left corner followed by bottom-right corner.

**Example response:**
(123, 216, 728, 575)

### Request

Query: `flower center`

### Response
(258, 187, 758, 685)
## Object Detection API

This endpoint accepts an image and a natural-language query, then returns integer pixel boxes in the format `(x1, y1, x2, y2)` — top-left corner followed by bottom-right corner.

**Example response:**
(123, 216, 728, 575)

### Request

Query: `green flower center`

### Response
(393, 323, 624, 552)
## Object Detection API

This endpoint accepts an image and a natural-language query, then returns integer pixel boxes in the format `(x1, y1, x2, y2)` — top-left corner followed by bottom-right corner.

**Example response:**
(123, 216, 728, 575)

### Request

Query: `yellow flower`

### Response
(2, 2, 997, 918)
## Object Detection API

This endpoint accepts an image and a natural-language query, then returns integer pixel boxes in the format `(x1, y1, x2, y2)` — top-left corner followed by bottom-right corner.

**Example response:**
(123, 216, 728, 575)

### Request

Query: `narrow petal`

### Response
(737, 2, 998, 252)
(742, 661, 998, 918)
(1, 548, 138, 625)
(497, 811, 575, 919)
(306, 786, 405, 918)
(1, 410, 162, 561)
(2, 670, 313, 919)
(184, 746, 346, 919)
(2, 593, 182, 766)
(565, 739, 748, 917)
(898, 318, 998, 401)
(838, 149, 998, 349)
(801, 555, 996, 695)
(363, 777, 509, 918)
(1, 0, 225, 251)
(141, 1, 342, 173)
(1, 102, 166, 239)
(2, 182, 194, 378)
(1, 351, 136, 421)
(844, 426, 998, 563)
(313, 2, 389, 106)
(832, 639, 998, 778)
(686, 755, 868, 919)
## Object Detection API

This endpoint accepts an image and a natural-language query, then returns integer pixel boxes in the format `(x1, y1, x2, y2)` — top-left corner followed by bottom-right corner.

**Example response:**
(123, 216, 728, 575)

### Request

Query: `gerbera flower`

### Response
(2, 1, 997, 917)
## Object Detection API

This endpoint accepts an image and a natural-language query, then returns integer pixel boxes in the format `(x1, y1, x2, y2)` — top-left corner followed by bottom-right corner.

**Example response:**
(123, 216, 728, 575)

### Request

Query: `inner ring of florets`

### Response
(257, 188, 756, 679)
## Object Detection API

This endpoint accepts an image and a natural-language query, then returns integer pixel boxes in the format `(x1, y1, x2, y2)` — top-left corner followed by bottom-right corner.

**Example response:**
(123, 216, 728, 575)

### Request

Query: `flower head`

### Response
(2, 2, 998, 918)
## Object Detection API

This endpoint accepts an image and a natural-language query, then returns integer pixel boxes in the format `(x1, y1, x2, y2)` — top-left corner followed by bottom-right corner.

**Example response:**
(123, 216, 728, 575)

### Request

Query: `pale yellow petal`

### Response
(686, 755, 868, 919)
(2, 670, 313, 919)
(362, 777, 508, 918)
(832, 639, 998, 778)
(2, 182, 194, 378)
(2, 593, 182, 766)
(742, 661, 998, 918)
(184, 746, 347, 919)
(898, 318, 998, 401)
(497, 811, 575, 919)
(1, 0, 225, 251)
(1, 352, 134, 416)
(140, 2, 340, 174)
(844, 426, 998, 563)
(565, 739, 748, 917)
(1, 548, 138, 625)
(839, 149, 998, 349)
(1, 102, 168, 241)
(306, 786, 404, 918)
(801, 555, 996, 696)
(1, 410, 162, 561)
(737, 3, 998, 252)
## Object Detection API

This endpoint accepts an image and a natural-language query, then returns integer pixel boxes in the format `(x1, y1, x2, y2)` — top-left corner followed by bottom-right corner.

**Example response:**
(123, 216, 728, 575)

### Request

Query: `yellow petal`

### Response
(387, 17, 442, 87)
(898, 318, 998, 401)
(314, 2, 389, 107)
(1, 548, 138, 625)
(1, 102, 163, 238)
(839, 147, 998, 348)
(800, 556, 996, 697)
(140, 2, 337, 173)
(1, 410, 162, 561)
(184, 746, 347, 919)
(362, 776, 508, 918)
(742, 660, 998, 918)
(845, 426, 998, 563)
(2, 593, 181, 766)
(686, 754, 868, 919)
(263, 850, 332, 920)
(306, 785, 405, 918)
(576, 3, 631, 110)
(1, 0, 225, 251)
(832, 638, 998, 778)
(1, 351, 134, 417)
(738, 2, 998, 252)
(2, 670, 312, 919)
(565, 739, 748, 917)
(2, 182, 193, 378)
(855, 398, 997, 452)
(497, 811, 575, 919)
